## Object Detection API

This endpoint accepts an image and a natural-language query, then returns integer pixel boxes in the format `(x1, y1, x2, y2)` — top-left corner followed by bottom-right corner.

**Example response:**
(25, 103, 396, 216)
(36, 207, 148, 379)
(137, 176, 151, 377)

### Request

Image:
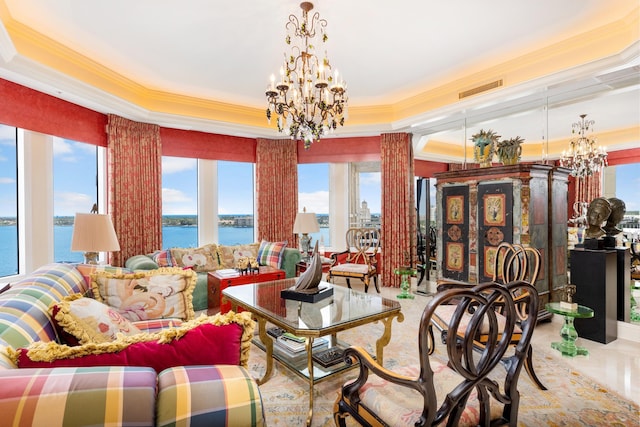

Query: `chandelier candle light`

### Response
(560, 114, 608, 177)
(265, 2, 348, 149)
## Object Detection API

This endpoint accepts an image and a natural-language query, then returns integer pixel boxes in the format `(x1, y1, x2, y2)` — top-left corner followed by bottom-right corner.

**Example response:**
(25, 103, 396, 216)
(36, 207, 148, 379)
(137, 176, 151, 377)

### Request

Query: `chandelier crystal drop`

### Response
(265, 2, 348, 149)
(559, 114, 608, 177)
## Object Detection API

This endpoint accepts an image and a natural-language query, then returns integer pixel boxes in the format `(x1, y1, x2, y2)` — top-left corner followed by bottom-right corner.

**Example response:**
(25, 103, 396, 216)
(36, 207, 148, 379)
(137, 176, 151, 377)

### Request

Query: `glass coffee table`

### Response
(223, 278, 403, 426)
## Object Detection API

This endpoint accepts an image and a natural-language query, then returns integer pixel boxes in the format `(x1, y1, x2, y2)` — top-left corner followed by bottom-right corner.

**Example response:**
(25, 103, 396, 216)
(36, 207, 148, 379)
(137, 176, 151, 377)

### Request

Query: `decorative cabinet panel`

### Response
(435, 164, 570, 305)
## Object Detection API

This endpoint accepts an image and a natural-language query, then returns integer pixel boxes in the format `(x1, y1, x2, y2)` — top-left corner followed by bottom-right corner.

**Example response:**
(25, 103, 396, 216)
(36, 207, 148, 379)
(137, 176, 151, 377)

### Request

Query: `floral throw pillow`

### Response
(91, 268, 197, 322)
(50, 294, 142, 345)
(257, 240, 288, 269)
(170, 244, 220, 272)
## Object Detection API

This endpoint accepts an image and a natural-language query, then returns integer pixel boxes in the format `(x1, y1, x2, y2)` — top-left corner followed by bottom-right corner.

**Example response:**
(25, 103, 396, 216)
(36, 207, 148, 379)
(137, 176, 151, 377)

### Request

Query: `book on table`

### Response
(273, 335, 328, 360)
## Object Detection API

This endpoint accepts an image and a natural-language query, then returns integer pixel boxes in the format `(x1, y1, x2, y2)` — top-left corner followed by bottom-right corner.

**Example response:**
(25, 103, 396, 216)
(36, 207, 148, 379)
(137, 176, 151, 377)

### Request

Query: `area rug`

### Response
(248, 290, 639, 426)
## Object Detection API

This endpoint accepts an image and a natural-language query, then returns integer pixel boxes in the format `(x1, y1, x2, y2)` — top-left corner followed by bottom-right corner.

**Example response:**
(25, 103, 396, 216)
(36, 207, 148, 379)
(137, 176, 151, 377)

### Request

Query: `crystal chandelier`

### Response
(265, 2, 348, 149)
(559, 114, 608, 177)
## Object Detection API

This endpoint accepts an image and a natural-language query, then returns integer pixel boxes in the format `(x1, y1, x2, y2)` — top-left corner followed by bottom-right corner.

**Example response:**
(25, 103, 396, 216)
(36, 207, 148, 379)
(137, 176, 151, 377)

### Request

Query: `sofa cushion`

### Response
(0, 366, 157, 425)
(91, 267, 197, 322)
(218, 243, 260, 269)
(74, 264, 132, 293)
(170, 244, 221, 272)
(12, 312, 255, 372)
(157, 365, 265, 427)
(150, 249, 177, 267)
(257, 240, 288, 269)
(50, 294, 142, 345)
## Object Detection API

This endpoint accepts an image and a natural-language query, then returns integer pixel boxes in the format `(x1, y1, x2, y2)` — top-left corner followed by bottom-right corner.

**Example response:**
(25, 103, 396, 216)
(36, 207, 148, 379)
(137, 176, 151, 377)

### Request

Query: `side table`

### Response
(545, 302, 594, 357)
(207, 266, 285, 314)
(295, 257, 333, 276)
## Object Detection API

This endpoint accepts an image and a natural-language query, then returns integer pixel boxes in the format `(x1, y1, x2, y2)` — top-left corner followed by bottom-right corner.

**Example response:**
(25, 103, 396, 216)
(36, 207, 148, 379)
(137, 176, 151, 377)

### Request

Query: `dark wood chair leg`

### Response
(524, 346, 547, 390)
(346, 278, 352, 289)
(373, 275, 380, 293)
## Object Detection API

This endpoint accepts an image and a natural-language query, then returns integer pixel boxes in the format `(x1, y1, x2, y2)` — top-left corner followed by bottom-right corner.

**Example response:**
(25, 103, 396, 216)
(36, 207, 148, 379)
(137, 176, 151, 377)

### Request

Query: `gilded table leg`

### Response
(305, 337, 315, 427)
(256, 318, 274, 385)
(376, 312, 404, 366)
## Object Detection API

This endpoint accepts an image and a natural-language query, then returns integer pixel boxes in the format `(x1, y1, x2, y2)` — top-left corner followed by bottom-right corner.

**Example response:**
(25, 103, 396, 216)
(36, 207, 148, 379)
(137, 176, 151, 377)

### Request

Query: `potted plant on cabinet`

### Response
(496, 136, 525, 165)
(472, 129, 500, 167)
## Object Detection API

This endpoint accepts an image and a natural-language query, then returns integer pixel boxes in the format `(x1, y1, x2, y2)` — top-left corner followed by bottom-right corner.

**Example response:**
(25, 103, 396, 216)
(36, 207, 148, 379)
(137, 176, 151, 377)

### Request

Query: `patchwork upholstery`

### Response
(157, 365, 265, 427)
(0, 366, 158, 426)
(0, 262, 265, 426)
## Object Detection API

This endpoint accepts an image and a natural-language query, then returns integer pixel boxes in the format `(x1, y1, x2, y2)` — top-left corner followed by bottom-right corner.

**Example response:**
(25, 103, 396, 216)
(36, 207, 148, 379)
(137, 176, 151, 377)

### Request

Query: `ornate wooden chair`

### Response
(326, 228, 380, 293)
(334, 280, 539, 426)
(429, 243, 547, 390)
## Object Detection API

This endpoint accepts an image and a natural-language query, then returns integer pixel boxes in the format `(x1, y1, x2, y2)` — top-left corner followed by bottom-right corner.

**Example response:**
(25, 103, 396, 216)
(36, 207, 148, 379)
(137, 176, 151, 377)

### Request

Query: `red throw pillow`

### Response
(15, 322, 243, 373)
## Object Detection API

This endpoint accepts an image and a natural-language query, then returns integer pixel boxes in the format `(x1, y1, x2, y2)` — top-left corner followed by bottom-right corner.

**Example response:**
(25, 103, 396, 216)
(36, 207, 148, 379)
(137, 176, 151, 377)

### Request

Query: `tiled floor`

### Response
(414, 278, 640, 403)
(531, 316, 639, 402)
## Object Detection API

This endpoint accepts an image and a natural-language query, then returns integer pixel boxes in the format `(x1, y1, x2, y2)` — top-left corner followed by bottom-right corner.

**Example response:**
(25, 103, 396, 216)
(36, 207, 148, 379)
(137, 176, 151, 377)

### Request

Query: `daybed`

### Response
(0, 262, 265, 426)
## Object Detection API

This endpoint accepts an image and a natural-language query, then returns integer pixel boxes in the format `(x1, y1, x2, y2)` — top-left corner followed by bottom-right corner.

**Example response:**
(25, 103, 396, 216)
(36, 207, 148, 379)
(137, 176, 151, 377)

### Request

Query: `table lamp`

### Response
(293, 207, 319, 262)
(71, 208, 120, 264)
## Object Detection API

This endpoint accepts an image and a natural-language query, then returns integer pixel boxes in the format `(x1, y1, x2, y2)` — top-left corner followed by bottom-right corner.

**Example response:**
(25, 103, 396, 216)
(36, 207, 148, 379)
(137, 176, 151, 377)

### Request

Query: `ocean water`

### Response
(0, 225, 330, 277)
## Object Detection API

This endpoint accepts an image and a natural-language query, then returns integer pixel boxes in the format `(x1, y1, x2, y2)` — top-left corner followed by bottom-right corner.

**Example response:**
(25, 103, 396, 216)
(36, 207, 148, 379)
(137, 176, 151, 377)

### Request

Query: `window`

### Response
(298, 163, 330, 247)
(615, 163, 640, 239)
(218, 161, 254, 245)
(0, 125, 18, 277)
(162, 156, 198, 249)
(349, 162, 381, 229)
(53, 138, 98, 262)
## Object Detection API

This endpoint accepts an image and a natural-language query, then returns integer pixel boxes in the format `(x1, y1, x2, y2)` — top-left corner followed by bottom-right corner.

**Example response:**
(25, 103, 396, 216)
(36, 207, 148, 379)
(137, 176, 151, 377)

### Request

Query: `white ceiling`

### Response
(0, 0, 639, 160)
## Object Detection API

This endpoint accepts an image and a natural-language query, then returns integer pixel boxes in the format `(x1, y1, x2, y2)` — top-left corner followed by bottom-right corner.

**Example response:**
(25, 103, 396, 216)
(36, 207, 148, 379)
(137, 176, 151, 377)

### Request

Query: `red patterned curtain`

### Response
(256, 138, 298, 244)
(380, 133, 415, 288)
(575, 172, 603, 204)
(107, 114, 162, 266)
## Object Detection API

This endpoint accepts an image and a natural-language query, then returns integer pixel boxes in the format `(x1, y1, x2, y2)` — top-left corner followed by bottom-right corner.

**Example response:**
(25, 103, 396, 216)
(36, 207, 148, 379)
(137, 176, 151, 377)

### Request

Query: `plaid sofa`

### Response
(0, 263, 265, 427)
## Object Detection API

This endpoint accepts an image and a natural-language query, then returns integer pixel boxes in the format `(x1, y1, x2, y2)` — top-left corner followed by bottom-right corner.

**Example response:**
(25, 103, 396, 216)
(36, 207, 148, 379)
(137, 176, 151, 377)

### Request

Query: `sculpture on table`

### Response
(584, 197, 612, 239)
(603, 197, 626, 237)
(560, 284, 578, 311)
(293, 241, 323, 294)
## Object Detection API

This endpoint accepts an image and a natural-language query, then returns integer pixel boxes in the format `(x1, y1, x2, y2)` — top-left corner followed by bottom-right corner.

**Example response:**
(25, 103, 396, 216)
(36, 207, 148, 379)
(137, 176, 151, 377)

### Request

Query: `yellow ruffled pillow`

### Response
(51, 294, 142, 344)
(91, 267, 197, 322)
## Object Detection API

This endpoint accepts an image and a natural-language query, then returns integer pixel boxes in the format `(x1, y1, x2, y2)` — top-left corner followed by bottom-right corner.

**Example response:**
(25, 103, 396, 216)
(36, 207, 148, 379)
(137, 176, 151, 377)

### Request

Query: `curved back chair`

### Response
(326, 228, 380, 293)
(429, 243, 546, 391)
(334, 280, 539, 427)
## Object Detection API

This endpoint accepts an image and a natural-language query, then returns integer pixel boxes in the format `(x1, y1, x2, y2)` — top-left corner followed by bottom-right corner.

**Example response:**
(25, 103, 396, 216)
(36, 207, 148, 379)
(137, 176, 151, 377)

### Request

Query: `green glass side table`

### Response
(545, 302, 594, 357)
(394, 267, 416, 299)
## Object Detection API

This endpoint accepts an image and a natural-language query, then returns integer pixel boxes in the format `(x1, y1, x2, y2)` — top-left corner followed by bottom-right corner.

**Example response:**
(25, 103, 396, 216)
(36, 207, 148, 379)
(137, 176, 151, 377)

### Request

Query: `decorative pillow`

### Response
(170, 244, 220, 272)
(218, 243, 260, 269)
(91, 268, 197, 322)
(150, 249, 177, 267)
(50, 294, 142, 345)
(11, 312, 255, 372)
(257, 240, 288, 269)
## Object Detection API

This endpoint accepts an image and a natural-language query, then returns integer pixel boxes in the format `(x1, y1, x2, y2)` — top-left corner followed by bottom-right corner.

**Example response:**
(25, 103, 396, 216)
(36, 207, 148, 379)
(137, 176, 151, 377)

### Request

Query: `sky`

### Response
(0, 126, 637, 217)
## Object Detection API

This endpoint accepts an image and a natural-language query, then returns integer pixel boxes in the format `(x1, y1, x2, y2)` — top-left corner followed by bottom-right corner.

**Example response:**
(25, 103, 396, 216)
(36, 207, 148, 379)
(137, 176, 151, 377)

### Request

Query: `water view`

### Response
(0, 216, 330, 277)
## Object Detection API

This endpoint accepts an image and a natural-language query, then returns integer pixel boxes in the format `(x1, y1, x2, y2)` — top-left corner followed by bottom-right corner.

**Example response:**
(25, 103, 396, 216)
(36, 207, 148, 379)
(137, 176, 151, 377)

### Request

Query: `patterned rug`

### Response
(248, 291, 640, 426)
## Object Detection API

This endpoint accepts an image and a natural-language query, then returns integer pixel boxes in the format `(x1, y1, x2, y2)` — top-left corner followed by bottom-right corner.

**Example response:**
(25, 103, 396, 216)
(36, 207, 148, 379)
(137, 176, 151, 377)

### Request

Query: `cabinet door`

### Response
(477, 182, 513, 282)
(441, 185, 469, 282)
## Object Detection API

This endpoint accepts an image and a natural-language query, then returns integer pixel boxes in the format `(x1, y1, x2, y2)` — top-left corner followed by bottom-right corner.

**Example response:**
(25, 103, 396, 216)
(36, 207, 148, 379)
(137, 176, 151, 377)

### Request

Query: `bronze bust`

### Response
(603, 197, 626, 236)
(584, 197, 612, 239)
